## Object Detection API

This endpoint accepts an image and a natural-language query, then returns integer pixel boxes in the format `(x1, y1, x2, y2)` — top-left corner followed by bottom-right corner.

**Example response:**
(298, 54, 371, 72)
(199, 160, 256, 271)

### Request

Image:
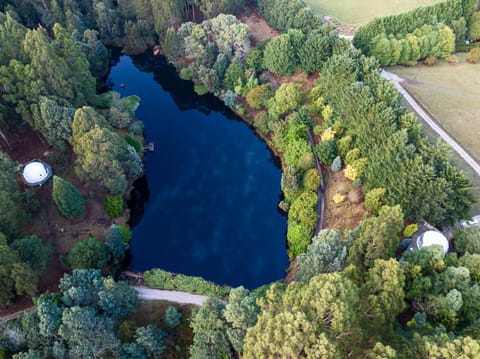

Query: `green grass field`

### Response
(391, 54, 480, 214)
(305, 0, 440, 27)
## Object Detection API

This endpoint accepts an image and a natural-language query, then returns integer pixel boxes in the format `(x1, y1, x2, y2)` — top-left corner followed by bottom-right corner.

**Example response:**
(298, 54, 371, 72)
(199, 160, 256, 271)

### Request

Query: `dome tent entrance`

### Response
(22, 160, 52, 186)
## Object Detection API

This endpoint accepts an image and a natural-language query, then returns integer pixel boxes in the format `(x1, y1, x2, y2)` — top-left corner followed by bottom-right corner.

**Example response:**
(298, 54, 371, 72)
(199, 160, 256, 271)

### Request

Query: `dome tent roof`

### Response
(22, 160, 52, 186)
(408, 230, 449, 255)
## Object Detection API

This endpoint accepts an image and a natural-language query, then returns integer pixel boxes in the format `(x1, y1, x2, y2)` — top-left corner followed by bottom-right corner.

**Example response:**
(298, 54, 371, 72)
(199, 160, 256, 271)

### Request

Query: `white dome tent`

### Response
(407, 230, 449, 255)
(22, 160, 52, 186)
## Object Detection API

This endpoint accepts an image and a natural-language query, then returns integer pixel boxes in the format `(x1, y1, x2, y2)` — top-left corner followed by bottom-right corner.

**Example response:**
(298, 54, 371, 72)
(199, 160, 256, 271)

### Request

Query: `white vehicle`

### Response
(459, 215, 480, 228)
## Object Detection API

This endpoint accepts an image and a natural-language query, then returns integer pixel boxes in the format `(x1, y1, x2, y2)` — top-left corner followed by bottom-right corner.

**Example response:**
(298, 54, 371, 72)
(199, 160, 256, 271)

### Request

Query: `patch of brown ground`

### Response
(323, 168, 366, 231)
(238, 3, 280, 46)
(322, 15, 357, 34)
(285, 258, 298, 284)
(267, 71, 319, 91)
(1, 125, 125, 313)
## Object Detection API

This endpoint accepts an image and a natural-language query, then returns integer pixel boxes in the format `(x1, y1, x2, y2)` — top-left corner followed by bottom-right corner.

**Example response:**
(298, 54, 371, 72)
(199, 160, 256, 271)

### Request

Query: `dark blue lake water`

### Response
(108, 55, 288, 289)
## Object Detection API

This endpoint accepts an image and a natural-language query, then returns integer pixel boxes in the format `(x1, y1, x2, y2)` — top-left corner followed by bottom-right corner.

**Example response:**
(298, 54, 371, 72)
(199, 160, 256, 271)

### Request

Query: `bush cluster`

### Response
(144, 269, 230, 298)
(104, 194, 124, 218)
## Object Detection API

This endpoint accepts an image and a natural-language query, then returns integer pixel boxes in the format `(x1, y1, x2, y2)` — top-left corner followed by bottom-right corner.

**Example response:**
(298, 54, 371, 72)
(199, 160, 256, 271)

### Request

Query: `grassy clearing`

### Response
(304, 0, 440, 27)
(391, 55, 480, 165)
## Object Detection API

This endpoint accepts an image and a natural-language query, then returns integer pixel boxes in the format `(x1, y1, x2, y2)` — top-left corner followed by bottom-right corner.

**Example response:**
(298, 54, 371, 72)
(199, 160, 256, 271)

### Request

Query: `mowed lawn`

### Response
(304, 0, 440, 26)
(391, 55, 480, 164)
(391, 55, 480, 213)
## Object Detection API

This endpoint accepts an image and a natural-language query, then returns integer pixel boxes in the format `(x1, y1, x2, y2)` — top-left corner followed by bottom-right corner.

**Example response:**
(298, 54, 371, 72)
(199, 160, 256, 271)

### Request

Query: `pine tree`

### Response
(52, 175, 86, 219)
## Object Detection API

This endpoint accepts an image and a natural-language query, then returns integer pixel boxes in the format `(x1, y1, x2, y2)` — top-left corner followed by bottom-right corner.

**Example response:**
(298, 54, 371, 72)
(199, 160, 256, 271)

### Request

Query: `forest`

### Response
(0, 0, 480, 358)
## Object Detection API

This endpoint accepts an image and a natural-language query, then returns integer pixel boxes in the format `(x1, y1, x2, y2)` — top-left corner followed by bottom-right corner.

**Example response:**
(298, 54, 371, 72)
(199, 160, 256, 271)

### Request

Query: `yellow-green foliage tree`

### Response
(268, 83, 304, 119)
(348, 205, 404, 271)
(243, 273, 361, 358)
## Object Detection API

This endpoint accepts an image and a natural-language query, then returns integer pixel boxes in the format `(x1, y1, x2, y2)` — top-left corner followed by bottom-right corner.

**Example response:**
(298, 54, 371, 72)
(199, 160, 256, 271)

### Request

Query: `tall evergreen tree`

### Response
(52, 175, 86, 219)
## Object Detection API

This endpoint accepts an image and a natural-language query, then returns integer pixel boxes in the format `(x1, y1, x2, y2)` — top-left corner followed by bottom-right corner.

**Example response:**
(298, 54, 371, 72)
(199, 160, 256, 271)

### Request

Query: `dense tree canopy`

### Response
(0, 270, 167, 358)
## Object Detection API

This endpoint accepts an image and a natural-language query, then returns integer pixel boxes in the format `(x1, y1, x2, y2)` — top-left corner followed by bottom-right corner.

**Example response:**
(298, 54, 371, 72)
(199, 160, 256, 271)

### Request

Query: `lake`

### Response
(108, 54, 288, 289)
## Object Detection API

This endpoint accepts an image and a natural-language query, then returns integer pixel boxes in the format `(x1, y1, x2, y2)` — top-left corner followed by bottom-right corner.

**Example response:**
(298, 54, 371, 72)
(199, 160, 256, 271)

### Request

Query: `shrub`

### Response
(424, 56, 438, 66)
(223, 90, 237, 108)
(246, 48, 264, 72)
(235, 104, 246, 116)
(315, 141, 337, 165)
(331, 156, 343, 172)
(404, 224, 419, 238)
(343, 165, 360, 181)
(365, 188, 387, 214)
(246, 85, 273, 109)
(352, 178, 363, 188)
(345, 148, 360, 165)
(125, 135, 141, 153)
(287, 222, 314, 258)
(321, 105, 333, 121)
(284, 138, 311, 167)
(179, 68, 191, 80)
(303, 168, 321, 191)
(344, 158, 368, 181)
(127, 121, 143, 136)
(468, 13, 480, 41)
(224, 62, 246, 91)
(63, 236, 110, 271)
(337, 135, 352, 158)
(0, 347, 8, 359)
(446, 54, 459, 64)
(313, 125, 323, 136)
(281, 166, 300, 201)
(22, 190, 40, 214)
(118, 225, 132, 243)
(164, 306, 182, 329)
(253, 112, 271, 134)
(194, 84, 208, 95)
(52, 176, 86, 219)
(104, 195, 124, 218)
(118, 321, 137, 342)
(467, 47, 480, 63)
(144, 269, 230, 298)
(269, 83, 304, 117)
(297, 152, 315, 171)
(288, 190, 318, 228)
(320, 127, 335, 142)
(11, 235, 52, 273)
(454, 227, 480, 255)
(458, 253, 480, 281)
(333, 194, 345, 204)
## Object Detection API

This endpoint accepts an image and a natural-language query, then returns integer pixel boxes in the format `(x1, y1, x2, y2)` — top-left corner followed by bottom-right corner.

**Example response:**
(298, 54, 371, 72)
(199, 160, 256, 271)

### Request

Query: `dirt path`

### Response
(133, 286, 210, 306)
(0, 308, 34, 323)
(307, 130, 326, 235)
(381, 70, 480, 177)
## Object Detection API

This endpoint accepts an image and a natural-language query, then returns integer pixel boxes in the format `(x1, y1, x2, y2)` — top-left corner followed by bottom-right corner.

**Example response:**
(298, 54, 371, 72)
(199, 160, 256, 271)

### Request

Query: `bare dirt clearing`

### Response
(238, 4, 280, 46)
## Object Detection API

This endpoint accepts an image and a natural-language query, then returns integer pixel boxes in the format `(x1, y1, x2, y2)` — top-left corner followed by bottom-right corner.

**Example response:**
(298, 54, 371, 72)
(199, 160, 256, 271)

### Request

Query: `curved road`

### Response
(381, 70, 480, 177)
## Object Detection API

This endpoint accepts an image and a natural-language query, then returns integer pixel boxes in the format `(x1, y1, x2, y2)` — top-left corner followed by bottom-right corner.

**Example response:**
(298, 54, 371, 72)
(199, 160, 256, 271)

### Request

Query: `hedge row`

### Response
(144, 268, 231, 298)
